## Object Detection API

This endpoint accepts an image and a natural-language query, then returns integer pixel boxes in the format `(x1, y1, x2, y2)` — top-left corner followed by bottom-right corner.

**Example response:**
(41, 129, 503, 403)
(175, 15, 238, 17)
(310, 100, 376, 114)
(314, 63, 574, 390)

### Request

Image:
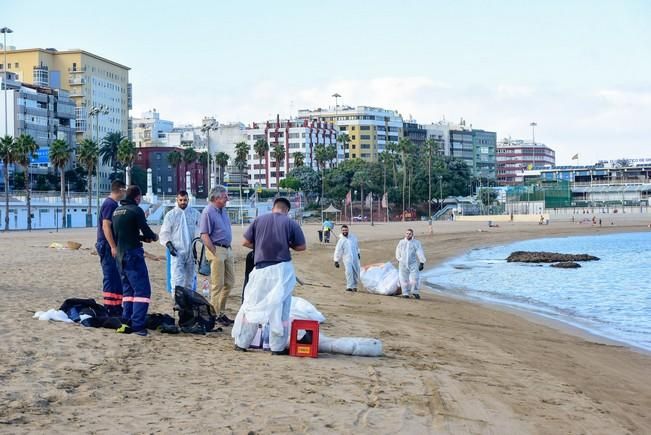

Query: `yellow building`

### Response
(297, 106, 403, 161)
(2, 48, 131, 190)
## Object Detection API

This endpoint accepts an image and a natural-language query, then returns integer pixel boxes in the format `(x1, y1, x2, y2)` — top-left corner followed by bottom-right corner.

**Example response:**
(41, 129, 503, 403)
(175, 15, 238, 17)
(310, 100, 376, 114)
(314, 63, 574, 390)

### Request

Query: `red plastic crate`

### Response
(289, 319, 319, 358)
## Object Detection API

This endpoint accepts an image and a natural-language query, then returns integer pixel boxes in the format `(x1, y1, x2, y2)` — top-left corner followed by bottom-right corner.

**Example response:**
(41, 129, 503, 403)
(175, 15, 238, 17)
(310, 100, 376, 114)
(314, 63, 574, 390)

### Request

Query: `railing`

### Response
(68, 66, 86, 73)
(68, 77, 85, 85)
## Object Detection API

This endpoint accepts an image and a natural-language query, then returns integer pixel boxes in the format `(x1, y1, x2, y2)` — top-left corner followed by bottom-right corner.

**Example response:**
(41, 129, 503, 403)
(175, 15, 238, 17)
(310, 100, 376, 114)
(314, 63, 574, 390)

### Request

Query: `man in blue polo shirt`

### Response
(199, 185, 235, 326)
(95, 180, 126, 316)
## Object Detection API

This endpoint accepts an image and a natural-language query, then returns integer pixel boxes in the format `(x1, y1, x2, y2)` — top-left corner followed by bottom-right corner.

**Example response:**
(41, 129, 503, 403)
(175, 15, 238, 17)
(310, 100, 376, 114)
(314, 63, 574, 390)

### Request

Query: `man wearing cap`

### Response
(199, 185, 235, 326)
(232, 197, 306, 355)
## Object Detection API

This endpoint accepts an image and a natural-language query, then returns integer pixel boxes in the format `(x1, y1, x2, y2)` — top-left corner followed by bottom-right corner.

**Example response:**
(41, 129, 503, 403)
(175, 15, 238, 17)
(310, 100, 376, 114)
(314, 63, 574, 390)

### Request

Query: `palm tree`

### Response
(0, 135, 17, 231)
(13, 135, 39, 231)
(292, 151, 305, 168)
(271, 143, 285, 193)
(337, 133, 350, 159)
(100, 132, 125, 179)
(49, 139, 72, 229)
(385, 141, 399, 188)
(77, 139, 99, 225)
(214, 151, 230, 185)
(398, 138, 414, 221)
(352, 170, 370, 220)
(253, 139, 269, 189)
(314, 144, 328, 207)
(234, 142, 250, 217)
(117, 139, 136, 184)
(325, 144, 337, 168)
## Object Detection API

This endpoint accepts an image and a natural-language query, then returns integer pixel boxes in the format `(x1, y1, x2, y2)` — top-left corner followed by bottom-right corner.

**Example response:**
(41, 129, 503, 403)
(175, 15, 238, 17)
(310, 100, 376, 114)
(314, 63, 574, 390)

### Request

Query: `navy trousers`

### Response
(120, 247, 152, 332)
(96, 240, 123, 317)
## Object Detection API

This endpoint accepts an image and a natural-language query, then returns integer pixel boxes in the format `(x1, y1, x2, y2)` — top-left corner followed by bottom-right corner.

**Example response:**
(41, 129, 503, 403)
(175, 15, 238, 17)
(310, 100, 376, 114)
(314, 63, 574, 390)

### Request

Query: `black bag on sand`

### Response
(173, 286, 217, 332)
(146, 313, 176, 330)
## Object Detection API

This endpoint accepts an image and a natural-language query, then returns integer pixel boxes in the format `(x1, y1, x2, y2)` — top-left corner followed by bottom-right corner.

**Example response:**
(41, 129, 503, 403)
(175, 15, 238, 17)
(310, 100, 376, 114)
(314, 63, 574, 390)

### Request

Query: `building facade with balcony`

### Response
(131, 109, 174, 148)
(2, 47, 131, 192)
(245, 116, 338, 189)
(0, 73, 75, 189)
(297, 105, 402, 161)
(450, 125, 497, 179)
(496, 138, 556, 185)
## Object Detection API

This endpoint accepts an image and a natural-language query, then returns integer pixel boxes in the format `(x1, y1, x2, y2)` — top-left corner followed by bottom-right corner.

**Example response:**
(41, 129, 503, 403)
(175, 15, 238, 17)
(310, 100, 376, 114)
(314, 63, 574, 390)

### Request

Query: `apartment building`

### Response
(496, 138, 556, 185)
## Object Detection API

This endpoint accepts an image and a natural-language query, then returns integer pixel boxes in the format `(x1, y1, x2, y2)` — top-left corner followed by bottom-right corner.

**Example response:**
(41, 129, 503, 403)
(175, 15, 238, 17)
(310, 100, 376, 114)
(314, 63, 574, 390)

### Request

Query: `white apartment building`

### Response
(131, 109, 173, 147)
(423, 121, 452, 156)
(245, 117, 338, 189)
(496, 138, 556, 185)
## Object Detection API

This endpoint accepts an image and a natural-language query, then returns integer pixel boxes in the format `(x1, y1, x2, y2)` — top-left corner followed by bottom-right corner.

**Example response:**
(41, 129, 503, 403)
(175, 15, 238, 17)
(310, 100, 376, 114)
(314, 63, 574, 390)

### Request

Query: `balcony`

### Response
(68, 76, 85, 86)
(68, 89, 85, 98)
(68, 66, 86, 73)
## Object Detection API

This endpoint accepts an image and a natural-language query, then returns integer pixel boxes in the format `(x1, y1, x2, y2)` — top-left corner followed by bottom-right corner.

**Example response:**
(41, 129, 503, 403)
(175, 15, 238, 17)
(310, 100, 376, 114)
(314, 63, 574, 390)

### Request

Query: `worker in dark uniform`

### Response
(112, 185, 158, 336)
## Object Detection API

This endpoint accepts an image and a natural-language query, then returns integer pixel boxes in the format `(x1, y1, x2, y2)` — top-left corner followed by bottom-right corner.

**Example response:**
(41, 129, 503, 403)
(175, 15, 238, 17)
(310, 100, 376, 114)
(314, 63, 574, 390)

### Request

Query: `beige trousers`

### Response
(206, 246, 235, 313)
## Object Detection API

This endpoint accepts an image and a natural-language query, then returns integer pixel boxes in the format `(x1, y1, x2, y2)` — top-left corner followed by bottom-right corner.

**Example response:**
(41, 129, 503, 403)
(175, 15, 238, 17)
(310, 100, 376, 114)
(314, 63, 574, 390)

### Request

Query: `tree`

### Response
(271, 143, 285, 193)
(234, 142, 250, 211)
(167, 150, 182, 168)
(398, 138, 415, 220)
(181, 147, 198, 193)
(100, 132, 125, 178)
(351, 170, 370, 219)
(14, 134, 39, 231)
(49, 139, 72, 229)
(77, 138, 99, 226)
(286, 166, 320, 202)
(336, 133, 350, 159)
(117, 139, 137, 184)
(253, 139, 269, 189)
(325, 144, 337, 168)
(0, 135, 17, 231)
(214, 151, 230, 185)
(292, 151, 304, 168)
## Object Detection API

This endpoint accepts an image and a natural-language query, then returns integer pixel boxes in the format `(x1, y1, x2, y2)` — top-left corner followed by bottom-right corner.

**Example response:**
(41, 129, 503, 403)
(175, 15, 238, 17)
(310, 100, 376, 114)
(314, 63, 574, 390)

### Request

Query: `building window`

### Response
(14, 62, 19, 68)
(360, 135, 371, 140)
(360, 125, 370, 130)
(167, 176, 172, 182)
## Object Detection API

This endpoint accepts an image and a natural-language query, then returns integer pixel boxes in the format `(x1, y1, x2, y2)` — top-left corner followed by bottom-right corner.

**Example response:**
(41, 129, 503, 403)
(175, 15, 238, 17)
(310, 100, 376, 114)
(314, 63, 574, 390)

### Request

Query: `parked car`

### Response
(352, 215, 368, 222)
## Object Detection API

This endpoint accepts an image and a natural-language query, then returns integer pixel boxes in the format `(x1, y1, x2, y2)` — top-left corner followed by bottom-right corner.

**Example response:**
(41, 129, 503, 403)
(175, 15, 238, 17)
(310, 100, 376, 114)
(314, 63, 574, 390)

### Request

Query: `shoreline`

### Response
(2, 219, 651, 433)
(420, 229, 651, 356)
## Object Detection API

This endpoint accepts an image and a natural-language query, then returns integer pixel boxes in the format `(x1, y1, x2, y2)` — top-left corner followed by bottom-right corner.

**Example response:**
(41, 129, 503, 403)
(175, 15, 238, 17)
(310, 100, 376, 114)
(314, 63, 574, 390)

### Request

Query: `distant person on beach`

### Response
(233, 197, 306, 354)
(112, 185, 158, 336)
(159, 190, 200, 291)
(200, 185, 235, 327)
(333, 224, 361, 292)
(96, 180, 126, 316)
(395, 228, 427, 299)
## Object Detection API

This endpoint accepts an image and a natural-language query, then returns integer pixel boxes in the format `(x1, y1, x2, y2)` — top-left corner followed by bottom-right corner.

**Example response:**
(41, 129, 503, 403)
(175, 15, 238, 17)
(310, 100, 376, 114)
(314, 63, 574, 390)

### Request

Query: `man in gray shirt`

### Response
(199, 185, 235, 326)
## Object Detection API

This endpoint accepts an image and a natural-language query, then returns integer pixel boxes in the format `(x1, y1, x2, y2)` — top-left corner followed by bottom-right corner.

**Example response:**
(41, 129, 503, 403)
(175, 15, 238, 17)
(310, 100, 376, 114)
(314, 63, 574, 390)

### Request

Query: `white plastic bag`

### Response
(290, 296, 326, 323)
(360, 262, 399, 295)
(319, 334, 383, 357)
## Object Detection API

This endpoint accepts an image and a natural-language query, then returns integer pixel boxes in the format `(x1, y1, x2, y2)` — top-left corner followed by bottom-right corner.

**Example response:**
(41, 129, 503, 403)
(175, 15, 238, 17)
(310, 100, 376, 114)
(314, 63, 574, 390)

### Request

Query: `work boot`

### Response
(271, 349, 289, 356)
(345, 288, 353, 292)
(401, 294, 410, 299)
(134, 329, 148, 337)
(352, 288, 358, 292)
(234, 344, 247, 352)
(413, 294, 421, 300)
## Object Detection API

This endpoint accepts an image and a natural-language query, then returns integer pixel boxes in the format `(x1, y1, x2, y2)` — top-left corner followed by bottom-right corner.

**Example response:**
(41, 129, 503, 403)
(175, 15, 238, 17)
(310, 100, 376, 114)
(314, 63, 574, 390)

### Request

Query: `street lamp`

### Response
(530, 121, 537, 170)
(1, 27, 13, 137)
(438, 175, 443, 213)
(89, 104, 109, 223)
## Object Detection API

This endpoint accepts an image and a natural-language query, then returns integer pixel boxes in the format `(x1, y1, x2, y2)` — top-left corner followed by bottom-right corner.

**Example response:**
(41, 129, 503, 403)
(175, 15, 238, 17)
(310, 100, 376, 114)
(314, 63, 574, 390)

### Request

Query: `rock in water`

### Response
(550, 261, 581, 268)
(506, 251, 599, 263)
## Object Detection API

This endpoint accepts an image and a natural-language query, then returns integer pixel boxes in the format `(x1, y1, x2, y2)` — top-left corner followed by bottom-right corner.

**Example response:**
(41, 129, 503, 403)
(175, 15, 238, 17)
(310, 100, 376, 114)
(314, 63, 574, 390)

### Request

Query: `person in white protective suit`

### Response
(333, 224, 361, 292)
(159, 191, 201, 290)
(395, 228, 426, 299)
(232, 197, 306, 355)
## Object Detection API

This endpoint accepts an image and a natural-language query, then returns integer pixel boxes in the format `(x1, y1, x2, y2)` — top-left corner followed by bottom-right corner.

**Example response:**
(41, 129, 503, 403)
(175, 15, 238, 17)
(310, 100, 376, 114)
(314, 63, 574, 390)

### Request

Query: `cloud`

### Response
(136, 76, 651, 166)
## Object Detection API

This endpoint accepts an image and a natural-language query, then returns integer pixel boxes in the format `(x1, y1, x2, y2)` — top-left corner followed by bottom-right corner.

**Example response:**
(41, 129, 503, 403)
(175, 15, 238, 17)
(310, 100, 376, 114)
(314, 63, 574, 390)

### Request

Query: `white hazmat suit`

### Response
(333, 233, 361, 290)
(159, 205, 200, 290)
(395, 237, 426, 297)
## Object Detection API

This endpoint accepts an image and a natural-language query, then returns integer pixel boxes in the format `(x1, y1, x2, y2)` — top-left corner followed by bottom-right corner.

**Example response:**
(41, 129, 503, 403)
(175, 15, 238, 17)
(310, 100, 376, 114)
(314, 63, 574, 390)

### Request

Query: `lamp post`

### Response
(332, 93, 341, 162)
(1, 27, 13, 137)
(530, 121, 537, 170)
(438, 175, 443, 213)
(201, 120, 217, 192)
(89, 104, 109, 222)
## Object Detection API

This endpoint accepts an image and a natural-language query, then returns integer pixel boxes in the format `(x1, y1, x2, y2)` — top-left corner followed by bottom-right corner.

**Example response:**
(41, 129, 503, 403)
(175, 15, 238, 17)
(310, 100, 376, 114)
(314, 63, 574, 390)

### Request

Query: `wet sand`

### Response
(1, 217, 650, 434)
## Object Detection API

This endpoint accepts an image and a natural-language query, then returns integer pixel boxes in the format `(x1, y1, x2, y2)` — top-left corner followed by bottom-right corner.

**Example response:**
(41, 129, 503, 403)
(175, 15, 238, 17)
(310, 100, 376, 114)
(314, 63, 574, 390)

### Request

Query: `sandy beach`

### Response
(1, 217, 651, 434)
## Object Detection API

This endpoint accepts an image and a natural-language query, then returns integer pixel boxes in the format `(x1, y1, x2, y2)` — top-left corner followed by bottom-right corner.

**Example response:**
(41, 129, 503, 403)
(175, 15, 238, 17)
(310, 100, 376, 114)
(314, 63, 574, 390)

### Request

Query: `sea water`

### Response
(424, 232, 651, 352)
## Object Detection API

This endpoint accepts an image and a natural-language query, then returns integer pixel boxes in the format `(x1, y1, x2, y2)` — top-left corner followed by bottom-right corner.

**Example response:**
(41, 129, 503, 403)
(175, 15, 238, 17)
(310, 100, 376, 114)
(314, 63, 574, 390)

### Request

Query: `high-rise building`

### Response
(131, 110, 173, 148)
(297, 105, 402, 161)
(423, 121, 451, 156)
(496, 138, 556, 185)
(0, 72, 75, 189)
(450, 123, 497, 179)
(2, 47, 131, 191)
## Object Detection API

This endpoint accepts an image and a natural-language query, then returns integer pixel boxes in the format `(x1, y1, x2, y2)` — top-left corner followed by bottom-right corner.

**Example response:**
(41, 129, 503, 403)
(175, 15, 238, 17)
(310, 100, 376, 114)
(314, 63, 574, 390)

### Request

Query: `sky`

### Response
(4, 0, 650, 165)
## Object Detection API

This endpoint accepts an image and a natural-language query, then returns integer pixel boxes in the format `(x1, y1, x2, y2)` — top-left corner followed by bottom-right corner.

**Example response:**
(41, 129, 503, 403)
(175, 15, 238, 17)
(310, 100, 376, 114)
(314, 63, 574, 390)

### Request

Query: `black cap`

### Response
(274, 197, 291, 210)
